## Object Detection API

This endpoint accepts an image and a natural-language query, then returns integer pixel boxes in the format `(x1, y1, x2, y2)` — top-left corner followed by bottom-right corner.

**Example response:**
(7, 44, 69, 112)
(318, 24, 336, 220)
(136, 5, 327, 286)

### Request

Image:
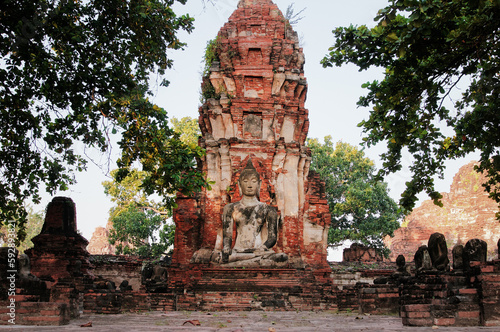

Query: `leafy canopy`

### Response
(170, 116, 200, 148)
(103, 168, 174, 257)
(102, 116, 201, 257)
(0, 0, 209, 239)
(0, 206, 43, 253)
(109, 205, 173, 258)
(322, 0, 500, 215)
(308, 137, 402, 254)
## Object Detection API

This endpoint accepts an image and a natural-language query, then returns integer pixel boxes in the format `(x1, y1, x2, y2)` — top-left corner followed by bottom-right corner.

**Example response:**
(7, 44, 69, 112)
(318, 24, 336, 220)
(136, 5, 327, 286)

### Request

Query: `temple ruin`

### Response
(1, 0, 500, 328)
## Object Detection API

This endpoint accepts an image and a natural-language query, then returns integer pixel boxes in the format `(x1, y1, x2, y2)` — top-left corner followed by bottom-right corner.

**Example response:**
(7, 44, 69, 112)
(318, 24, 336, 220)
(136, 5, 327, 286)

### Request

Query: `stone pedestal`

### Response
(400, 272, 481, 327)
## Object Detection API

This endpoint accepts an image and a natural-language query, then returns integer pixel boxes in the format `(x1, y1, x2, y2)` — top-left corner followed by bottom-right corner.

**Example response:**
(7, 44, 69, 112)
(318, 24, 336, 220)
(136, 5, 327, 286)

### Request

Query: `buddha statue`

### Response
(220, 160, 288, 267)
(191, 160, 288, 267)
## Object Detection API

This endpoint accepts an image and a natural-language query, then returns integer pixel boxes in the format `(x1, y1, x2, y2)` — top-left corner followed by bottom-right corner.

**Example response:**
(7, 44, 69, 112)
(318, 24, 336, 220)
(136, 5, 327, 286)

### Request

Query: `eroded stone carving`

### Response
(396, 255, 408, 274)
(18, 254, 45, 289)
(464, 239, 487, 271)
(428, 232, 450, 271)
(497, 238, 500, 259)
(414, 245, 432, 271)
(243, 114, 262, 138)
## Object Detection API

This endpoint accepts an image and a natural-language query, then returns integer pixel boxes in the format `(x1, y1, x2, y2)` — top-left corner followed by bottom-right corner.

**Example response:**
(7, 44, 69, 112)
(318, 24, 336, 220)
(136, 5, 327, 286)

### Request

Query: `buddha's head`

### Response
(238, 159, 261, 198)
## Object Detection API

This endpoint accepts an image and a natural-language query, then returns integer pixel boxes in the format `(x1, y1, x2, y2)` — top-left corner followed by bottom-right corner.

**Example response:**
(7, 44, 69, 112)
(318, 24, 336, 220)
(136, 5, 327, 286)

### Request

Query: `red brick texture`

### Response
(0, 301, 70, 326)
(400, 272, 482, 326)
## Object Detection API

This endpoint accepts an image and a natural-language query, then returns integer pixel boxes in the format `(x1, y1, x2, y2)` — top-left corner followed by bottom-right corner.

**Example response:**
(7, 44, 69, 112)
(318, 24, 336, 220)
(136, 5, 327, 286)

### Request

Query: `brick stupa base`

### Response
(163, 265, 336, 311)
(0, 197, 93, 326)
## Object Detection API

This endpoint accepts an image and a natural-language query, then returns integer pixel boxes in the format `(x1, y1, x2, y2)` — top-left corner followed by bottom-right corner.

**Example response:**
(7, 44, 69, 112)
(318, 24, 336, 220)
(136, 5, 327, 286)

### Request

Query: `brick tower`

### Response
(172, 0, 330, 270)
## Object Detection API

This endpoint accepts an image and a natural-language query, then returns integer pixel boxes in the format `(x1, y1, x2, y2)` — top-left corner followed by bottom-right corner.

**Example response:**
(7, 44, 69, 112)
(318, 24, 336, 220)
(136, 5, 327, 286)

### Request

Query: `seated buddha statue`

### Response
(190, 160, 288, 267)
(220, 160, 288, 267)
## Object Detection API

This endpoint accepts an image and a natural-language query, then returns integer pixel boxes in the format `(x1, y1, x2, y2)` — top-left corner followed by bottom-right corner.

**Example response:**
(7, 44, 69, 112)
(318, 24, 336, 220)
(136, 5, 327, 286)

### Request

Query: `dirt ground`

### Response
(1, 311, 499, 332)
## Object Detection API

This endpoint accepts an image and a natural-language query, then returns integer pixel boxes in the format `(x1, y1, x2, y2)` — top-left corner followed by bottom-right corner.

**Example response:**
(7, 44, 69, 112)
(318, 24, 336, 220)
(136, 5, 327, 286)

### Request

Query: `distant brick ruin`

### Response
(343, 243, 383, 263)
(385, 161, 500, 261)
(86, 221, 116, 255)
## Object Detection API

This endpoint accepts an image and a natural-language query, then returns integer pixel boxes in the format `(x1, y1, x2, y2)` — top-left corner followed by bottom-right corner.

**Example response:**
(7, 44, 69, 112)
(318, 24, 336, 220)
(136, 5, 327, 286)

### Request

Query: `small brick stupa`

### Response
(172, 0, 331, 271)
(26, 197, 92, 286)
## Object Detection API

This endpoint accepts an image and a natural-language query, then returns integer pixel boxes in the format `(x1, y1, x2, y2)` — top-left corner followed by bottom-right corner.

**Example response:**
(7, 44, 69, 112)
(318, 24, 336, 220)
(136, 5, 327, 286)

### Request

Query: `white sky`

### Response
(35, 0, 476, 243)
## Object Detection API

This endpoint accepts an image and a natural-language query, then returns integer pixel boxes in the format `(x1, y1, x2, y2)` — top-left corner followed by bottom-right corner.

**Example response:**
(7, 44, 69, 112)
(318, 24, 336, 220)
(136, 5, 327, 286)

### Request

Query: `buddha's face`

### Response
(239, 174, 260, 197)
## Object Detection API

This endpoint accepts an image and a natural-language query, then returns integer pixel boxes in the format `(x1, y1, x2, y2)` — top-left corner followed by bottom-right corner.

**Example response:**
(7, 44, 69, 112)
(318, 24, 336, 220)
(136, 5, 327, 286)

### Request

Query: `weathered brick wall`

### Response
(90, 255, 144, 291)
(358, 284, 400, 315)
(400, 270, 486, 326)
(83, 291, 150, 314)
(343, 243, 383, 262)
(171, 193, 202, 266)
(165, 266, 338, 311)
(475, 261, 500, 326)
(0, 301, 70, 326)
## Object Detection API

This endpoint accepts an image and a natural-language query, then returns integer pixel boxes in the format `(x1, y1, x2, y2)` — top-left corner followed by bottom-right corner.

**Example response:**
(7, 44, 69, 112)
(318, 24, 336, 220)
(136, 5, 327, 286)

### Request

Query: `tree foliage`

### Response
(0, 206, 43, 253)
(308, 137, 402, 253)
(102, 116, 201, 257)
(103, 168, 173, 257)
(108, 206, 173, 258)
(0, 0, 209, 240)
(170, 116, 200, 147)
(322, 0, 500, 215)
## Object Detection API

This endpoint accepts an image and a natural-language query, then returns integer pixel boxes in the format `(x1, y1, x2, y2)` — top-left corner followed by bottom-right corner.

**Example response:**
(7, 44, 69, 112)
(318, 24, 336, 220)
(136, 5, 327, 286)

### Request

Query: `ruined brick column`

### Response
(26, 197, 92, 285)
(172, 0, 330, 269)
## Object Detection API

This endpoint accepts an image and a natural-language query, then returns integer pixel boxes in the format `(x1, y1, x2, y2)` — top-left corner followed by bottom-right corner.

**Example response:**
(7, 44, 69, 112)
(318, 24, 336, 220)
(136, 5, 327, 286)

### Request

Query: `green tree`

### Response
(108, 206, 171, 257)
(308, 136, 402, 254)
(103, 168, 174, 257)
(0, 206, 44, 253)
(102, 116, 201, 257)
(170, 116, 200, 147)
(322, 0, 500, 215)
(0, 0, 209, 241)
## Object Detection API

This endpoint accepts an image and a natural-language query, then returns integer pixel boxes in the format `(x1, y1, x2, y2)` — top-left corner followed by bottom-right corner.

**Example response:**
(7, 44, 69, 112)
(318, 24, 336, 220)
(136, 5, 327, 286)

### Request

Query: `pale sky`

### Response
(35, 0, 476, 242)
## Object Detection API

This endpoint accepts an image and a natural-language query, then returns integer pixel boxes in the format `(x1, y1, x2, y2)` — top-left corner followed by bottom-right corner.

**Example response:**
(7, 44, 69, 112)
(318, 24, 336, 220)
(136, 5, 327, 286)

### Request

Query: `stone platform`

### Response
(2, 311, 499, 331)
(160, 266, 336, 311)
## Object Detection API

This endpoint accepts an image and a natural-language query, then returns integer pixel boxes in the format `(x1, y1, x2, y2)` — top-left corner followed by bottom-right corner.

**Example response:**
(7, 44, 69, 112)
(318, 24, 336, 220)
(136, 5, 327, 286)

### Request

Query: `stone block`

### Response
(458, 311, 480, 318)
(402, 318, 433, 326)
(434, 318, 456, 326)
